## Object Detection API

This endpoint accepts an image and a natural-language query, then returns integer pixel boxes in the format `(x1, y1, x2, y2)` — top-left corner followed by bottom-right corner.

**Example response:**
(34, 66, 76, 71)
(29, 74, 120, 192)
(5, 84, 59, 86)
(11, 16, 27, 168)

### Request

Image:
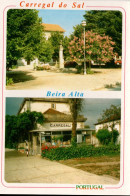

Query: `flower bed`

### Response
(36, 64, 51, 71)
(41, 144, 58, 157)
(41, 144, 120, 161)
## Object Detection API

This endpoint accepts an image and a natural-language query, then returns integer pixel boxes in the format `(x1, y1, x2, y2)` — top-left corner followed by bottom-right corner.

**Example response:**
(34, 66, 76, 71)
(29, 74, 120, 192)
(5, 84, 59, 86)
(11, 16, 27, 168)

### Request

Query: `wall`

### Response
(44, 32, 51, 40)
(38, 121, 84, 131)
(95, 120, 121, 133)
(17, 58, 39, 67)
(20, 100, 70, 114)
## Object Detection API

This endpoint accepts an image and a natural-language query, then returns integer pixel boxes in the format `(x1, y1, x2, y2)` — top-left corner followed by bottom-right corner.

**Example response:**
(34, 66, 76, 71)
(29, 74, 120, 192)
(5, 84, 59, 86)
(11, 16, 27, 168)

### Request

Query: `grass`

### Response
(59, 154, 120, 180)
(105, 84, 114, 88)
(105, 82, 121, 90)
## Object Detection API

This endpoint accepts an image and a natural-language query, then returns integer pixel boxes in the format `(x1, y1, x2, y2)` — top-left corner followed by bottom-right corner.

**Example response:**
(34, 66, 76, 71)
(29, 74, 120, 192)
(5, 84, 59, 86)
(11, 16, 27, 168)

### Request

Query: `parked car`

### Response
(115, 59, 122, 66)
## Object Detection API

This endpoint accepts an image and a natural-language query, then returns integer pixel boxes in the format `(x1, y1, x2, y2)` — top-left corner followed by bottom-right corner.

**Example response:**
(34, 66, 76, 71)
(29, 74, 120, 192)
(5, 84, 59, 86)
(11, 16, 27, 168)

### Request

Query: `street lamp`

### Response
(81, 20, 86, 75)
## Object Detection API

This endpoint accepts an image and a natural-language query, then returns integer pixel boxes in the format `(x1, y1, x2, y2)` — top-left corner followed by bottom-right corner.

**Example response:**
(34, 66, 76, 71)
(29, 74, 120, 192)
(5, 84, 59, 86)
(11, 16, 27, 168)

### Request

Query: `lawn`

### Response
(58, 155, 120, 179)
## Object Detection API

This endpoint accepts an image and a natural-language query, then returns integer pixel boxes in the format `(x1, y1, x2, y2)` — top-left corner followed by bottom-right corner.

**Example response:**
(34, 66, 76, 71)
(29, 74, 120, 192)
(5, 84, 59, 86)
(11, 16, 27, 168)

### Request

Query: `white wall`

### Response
(17, 59, 27, 66)
(44, 32, 51, 40)
(95, 120, 121, 133)
(20, 100, 70, 114)
(38, 122, 84, 131)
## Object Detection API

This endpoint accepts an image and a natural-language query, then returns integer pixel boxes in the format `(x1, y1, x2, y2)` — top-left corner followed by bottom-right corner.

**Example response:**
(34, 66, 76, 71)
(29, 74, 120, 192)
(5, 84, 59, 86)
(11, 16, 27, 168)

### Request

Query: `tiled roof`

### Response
(95, 115, 121, 125)
(42, 23, 65, 32)
(43, 108, 66, 115)
(43, 108, 87, 122)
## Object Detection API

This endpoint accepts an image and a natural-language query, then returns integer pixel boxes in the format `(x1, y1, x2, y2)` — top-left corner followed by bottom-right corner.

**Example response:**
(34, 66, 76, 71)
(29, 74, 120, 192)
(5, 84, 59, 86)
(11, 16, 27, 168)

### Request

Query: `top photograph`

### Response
(6, 9, 122, 91)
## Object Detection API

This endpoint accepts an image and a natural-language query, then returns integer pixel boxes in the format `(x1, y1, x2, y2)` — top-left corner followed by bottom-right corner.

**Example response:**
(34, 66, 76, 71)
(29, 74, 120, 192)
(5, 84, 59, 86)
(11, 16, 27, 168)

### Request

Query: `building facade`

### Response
(42, 23, 65, 40)
(18, 98, 93, 155)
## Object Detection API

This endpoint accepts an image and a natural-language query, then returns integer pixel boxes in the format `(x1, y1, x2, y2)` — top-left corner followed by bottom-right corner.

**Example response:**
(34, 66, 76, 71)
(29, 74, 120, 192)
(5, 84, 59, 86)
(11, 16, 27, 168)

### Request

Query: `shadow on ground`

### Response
(54, 68, 102, 74)
(6, 71, 36, 83)
(5, 150, 26, 158)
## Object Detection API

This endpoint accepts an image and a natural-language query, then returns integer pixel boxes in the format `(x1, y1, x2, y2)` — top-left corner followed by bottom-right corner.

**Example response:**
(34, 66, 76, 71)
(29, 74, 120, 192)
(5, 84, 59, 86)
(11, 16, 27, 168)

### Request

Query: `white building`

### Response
(42, 23, 65, 40)
(18, 98, 93, 155)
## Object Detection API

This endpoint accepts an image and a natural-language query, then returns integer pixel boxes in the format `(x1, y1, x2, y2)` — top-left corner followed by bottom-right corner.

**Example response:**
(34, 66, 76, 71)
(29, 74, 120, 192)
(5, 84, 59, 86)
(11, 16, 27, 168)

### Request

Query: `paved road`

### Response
(5, 150, 119, 184)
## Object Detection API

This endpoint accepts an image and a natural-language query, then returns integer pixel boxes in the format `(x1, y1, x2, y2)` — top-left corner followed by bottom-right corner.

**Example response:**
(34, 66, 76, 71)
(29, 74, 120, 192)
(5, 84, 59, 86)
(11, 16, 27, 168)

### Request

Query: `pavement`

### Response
(6, 66, 121, 91)
(4, 150, 119, 184)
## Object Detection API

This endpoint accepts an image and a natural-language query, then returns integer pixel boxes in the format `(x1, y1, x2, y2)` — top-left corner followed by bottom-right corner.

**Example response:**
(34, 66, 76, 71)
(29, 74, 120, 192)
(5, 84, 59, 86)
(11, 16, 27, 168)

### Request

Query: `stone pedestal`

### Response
(59, 44, 64, 68)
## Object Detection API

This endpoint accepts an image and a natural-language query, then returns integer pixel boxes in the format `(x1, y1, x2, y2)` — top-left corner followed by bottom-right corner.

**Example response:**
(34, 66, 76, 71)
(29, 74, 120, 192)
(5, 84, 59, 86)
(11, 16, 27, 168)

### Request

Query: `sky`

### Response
(6, 98, 121, 129)
(38, 10, 86, 36)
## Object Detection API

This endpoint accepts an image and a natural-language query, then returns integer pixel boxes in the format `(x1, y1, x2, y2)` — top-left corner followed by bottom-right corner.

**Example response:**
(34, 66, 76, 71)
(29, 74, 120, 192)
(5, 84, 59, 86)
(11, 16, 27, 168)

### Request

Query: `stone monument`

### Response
(59, 42, 64, 69)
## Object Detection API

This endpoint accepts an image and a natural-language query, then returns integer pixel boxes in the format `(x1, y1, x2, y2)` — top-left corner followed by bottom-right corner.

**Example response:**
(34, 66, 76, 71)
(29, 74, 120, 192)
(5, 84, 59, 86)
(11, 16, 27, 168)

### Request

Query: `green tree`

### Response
(96, 128, 112, 145)
(98, 104, 121, 144)
(63, 36, 71, 61)
(98, 105, 121, 123)
(70, 24, 83, 39)
(96, 128, 119, 145)
(5, 115, 19, 148)
(7, 9, 44, 68)
(49, 32, 64, 61)
(38, 40, 54, 63)
(83, 11, 122, 55)
(111, 129, 119, 144)
(5, 111, 45, 148)
(69, 99, 83, 146)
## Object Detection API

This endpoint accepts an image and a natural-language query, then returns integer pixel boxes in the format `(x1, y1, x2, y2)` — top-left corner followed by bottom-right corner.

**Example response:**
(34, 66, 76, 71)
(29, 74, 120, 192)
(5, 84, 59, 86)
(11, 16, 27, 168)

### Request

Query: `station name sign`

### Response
(50, 123, 72, 128)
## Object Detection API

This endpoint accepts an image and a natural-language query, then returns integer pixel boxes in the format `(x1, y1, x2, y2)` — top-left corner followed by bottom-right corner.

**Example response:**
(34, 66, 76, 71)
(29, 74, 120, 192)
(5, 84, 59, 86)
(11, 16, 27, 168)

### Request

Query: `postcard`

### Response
(0, 0, 130, 195)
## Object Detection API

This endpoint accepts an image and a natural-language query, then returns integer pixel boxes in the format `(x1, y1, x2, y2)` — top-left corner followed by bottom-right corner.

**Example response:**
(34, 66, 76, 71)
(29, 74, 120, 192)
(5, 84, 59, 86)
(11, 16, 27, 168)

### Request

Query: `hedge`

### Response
(41, 145, 120, 161)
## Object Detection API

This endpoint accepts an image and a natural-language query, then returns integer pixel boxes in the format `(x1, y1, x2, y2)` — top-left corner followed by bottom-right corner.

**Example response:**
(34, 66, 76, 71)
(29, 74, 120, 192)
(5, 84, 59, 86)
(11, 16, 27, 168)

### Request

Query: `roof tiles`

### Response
(42, 23, 65, 32)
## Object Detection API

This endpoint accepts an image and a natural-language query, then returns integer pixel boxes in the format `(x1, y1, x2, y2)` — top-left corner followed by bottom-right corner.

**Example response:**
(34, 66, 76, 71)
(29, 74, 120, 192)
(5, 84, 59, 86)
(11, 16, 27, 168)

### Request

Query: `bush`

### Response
(64, 61, 78, 68)
(71, 137, 77, 147)
(36, 64, 51, 71)
(18, 147, 25, 149)
(86, 68, 94, 74)
(12, 65, 18, 69)
(76, 65, 94, 74)
(96, 129, 112, 145)
(41, 145, 120, 161)
(111, 129, 119, 144)
(6, 77, 14, 85)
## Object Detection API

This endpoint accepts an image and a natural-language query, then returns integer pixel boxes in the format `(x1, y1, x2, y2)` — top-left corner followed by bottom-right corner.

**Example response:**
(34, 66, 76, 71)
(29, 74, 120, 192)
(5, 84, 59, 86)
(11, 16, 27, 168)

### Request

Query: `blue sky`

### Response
(38, 10, 86, 36)
(6, 98, 121, 129)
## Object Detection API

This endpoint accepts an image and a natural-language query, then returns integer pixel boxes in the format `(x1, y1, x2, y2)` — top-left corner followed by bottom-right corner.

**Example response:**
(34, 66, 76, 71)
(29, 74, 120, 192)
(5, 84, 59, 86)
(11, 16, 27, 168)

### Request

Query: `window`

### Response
(51, 103, 56, 109)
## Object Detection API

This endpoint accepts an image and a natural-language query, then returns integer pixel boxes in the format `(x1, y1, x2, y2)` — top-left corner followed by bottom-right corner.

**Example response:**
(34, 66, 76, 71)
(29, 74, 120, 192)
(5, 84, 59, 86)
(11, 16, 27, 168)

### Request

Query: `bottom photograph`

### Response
(5, 98, 121, 185)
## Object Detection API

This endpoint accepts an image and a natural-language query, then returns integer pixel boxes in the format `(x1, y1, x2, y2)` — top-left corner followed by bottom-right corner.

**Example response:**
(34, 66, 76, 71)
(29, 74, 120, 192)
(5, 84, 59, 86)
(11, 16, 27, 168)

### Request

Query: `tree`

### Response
(83, 11, 122, 56)
(96, 128, 119, 145)
(70, 24, 83, 39)
(96, 128, 112, 145)
(68, 31, 115, 70)
(38, 40, 54, 63)
(5, 111, 45, 148)
(98, 104, 121, 144)
(62, 36, 70, 61)
(49, 32, 64, 61)
(69, 99, 83, 146)
(98, 105, 121, 123)
(7, 9, 44, 68)
(5, 115, 19, 148)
